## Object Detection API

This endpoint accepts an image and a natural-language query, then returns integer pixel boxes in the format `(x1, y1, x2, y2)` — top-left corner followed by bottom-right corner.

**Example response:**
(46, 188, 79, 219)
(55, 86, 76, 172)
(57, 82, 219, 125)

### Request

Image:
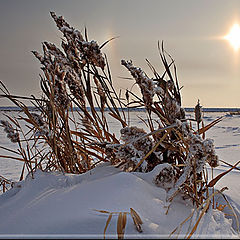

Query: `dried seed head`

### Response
(31, 113, 45, 126)
(80, 40, 105, 69)
(94, 77, 105, 98)
(0, 120, 13, 133)
(8, 132, 20, 143)
(54, 79, 70, 109)
(65, 70, 86, 106)
(121, 60, 155, 108)
(120, 126, 146, 142)
(32, 51, 44, 63)
(0, 120, 19, 143)
(184, 133, 219, 174)
(110, 142, 146, 172)
(207, 154, 219, 168)
(94, 76, 106, 109)
(195, 99, 202, 123)
(164, 95, 182, 123)
(105, 126, 155, 172)
(50, 12, 84, 42)
(50, 12, 105, 69)
(30, 113, 50, 137)
(203, 138, 219, 167)
(120, 126, 152, 153)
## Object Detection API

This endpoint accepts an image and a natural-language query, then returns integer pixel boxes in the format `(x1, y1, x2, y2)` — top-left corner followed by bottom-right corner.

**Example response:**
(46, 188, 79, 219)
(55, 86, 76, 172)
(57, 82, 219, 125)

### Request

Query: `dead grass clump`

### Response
(0, 11, 224, 203)
(0, 12, 127, 179)
(0, 11, 236, 238)
(94, 207, 143, 239)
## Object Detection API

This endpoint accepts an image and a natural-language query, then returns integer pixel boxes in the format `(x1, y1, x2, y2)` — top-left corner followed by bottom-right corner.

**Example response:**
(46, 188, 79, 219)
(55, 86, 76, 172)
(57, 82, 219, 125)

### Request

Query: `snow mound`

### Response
(0, 163, 238, 238)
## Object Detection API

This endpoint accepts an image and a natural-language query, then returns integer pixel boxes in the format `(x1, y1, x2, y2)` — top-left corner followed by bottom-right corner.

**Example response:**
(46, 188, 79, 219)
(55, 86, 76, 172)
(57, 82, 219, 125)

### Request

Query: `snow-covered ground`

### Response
(0, 110, 239, 238)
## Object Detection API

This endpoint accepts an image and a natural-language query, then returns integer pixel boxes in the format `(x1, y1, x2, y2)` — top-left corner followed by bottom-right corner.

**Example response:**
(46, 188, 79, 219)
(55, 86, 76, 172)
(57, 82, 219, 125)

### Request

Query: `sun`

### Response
(224, 23, 240, 51)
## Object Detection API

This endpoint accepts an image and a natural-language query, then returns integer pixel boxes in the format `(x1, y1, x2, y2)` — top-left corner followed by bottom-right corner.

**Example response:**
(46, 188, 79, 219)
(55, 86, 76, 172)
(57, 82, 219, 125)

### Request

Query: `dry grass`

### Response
(0, 175, 13, 193)
(170, 186, 239, 238)
(0, 11, 237, 238)
(0, 12, 127, 178)
(94, 208, 142, 239)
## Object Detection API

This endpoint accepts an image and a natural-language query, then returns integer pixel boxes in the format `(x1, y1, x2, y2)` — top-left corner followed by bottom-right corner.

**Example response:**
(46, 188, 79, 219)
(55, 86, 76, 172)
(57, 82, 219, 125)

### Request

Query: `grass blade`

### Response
(208, 160, 240, 187)
(219, 192, 239, 235)
(130, 208, 143, 233)
(122, 212, 127, 234)
(93, 209, 111, 214)
(104, 213, 112, 239)
(117, 212, 123, 239)
(186, 199, 210, 239)
(197, 116, 224, 135)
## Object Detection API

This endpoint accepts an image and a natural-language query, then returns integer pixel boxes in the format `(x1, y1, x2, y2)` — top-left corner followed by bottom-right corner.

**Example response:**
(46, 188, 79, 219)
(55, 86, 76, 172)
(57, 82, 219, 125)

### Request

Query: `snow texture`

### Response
(0, 111, 240, 238)
(0, 163, 237, 238)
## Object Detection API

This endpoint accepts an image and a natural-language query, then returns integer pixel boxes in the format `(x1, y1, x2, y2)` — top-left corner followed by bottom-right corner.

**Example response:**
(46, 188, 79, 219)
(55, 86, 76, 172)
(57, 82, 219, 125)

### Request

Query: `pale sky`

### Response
(1, 0, 240, 107)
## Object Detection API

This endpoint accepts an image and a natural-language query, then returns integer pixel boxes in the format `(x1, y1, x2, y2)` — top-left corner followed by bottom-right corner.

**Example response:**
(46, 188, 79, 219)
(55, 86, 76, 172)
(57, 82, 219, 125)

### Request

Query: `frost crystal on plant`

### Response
(50, 12, 105, 69)
(113, 126, 153, 172)
(121, 60, 155, 108)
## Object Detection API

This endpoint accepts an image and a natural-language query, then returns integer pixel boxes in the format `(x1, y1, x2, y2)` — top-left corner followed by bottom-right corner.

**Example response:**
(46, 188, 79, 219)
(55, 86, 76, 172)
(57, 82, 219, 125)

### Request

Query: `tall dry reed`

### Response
(0, 12, 235, 215)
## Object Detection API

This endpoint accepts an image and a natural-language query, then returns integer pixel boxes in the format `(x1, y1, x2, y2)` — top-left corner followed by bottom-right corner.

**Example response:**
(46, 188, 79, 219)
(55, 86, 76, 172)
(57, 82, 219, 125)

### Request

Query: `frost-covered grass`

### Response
(0, 11, 240, 239)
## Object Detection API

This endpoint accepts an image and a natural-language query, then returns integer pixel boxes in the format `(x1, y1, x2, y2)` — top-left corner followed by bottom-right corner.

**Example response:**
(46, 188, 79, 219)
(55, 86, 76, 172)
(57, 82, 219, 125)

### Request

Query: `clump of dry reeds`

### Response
(0, 12, 127, 179)
(94, 207, 143, 239)
(0, 12, 237, 237)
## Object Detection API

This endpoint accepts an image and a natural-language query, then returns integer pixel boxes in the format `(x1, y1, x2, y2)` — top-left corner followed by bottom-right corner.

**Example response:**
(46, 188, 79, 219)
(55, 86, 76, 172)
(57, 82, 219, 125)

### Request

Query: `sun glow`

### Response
(224, 23, 240, 51)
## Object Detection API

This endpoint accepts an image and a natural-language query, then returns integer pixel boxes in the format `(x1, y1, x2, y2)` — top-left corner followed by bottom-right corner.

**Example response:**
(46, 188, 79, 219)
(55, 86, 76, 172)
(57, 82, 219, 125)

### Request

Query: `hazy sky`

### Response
(1, 0, 240, 107)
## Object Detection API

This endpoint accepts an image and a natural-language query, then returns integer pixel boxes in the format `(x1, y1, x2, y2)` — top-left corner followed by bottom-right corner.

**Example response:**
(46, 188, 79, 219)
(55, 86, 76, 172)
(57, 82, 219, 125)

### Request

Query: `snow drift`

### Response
(0, 162, 238, 238)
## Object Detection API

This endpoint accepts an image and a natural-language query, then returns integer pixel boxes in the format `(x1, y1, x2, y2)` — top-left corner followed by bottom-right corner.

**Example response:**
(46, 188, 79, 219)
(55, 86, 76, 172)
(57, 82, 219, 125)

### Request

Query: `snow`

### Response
(0, 110, 240, 238)
(0, 163, 237, 238)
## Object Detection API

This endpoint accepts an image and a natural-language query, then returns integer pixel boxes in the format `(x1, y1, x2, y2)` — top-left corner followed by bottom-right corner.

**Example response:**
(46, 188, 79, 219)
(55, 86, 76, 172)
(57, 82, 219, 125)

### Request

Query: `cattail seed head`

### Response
(195, 99, 202, 123)
(0, 120, 19, 143)
(121, 60, 155, 108)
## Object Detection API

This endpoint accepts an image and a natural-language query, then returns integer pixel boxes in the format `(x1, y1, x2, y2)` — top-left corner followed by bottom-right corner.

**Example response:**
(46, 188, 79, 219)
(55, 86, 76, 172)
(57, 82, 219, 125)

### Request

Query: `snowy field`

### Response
(0, 110, 240, 238)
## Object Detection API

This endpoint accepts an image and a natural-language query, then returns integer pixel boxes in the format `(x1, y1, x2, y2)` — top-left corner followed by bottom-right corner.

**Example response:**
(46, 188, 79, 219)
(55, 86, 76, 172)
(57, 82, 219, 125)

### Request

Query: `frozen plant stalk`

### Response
(195, 99, 202, 132)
